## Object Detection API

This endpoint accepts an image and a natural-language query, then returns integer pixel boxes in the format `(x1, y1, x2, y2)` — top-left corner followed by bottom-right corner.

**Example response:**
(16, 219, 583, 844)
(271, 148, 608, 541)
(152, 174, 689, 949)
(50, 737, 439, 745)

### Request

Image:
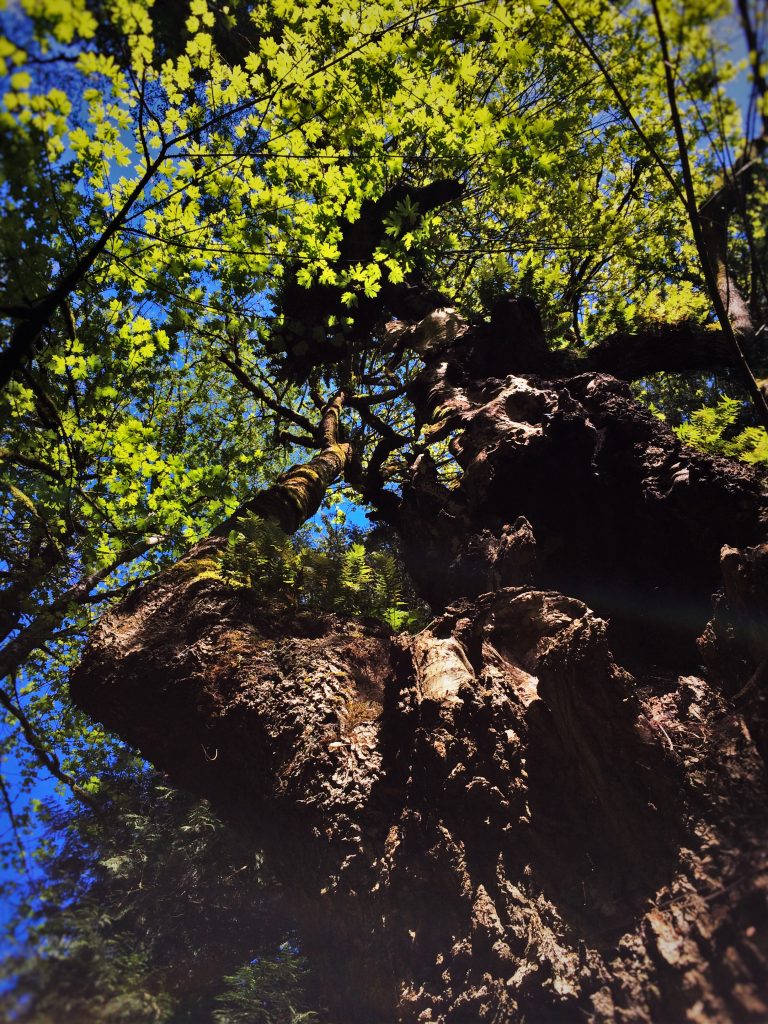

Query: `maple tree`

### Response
(1, 0, 767, 1020)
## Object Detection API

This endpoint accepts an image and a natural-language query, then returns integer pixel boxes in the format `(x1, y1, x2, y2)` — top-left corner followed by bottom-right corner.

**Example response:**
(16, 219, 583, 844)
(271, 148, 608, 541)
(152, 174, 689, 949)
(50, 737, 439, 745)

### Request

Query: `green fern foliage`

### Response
(220, 516, 429, 632)
(675, 397, 768, 466)
(213, 955, 319, 1024)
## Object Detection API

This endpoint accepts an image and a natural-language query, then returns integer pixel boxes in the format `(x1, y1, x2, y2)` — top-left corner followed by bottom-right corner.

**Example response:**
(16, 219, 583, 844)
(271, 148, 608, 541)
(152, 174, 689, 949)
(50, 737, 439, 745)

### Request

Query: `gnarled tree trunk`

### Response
(71, 304, 768, 1023)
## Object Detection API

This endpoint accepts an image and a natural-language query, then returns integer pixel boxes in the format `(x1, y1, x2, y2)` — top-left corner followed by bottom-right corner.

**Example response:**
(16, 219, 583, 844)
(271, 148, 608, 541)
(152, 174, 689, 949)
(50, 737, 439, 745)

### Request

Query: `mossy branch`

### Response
(212, 394, 351, 538)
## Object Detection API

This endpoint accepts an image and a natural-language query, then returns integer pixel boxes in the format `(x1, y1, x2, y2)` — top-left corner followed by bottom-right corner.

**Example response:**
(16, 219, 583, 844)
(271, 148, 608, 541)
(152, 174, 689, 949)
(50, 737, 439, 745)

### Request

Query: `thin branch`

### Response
(0, 146, 170, 389)
(0, 449, 66, 484)
(351, 382, 410, 406)
(275, 430, 317, 449)
(0, 536, 163, 683)
(0, 679, 97, 809)
(650, 0, 768, 431)
(218, 353, 318, 436)
(0, 770, 40, 893)
(552, 0, 686, 205)
(736, 0, 768, 137)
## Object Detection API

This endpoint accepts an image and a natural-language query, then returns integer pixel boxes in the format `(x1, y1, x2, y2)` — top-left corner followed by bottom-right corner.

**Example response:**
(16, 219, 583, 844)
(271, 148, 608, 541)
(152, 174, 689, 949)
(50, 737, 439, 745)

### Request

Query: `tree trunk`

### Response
(71, 305, 768, 1023)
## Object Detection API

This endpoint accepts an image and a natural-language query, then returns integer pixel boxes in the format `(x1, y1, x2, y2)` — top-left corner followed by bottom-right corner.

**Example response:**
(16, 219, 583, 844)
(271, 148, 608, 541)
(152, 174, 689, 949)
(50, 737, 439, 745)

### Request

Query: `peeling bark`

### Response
(398, 309, 765, 666)
(71, 305, 768, 1023)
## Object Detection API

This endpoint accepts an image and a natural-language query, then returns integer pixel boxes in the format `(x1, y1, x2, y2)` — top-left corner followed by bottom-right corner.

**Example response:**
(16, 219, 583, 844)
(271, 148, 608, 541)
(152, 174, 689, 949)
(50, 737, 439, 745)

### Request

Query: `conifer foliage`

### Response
(0, 764, 318, 1024)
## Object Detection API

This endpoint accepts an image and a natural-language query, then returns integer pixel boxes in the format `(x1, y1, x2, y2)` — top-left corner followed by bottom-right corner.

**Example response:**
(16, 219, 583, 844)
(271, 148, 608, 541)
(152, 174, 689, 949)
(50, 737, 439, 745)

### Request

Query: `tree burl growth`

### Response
(72, 304, 768, 1024)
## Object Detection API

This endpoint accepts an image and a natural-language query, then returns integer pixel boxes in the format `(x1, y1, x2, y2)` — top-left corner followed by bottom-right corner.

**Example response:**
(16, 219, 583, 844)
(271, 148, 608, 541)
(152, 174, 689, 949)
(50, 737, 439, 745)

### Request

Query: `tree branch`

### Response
(564, 322, 737, 379)
(649, 0, 768, 431)
(736, 0, 768, 138)
(698, 136, 766, 339)
(552, 0, 685, 205)
(219, 354, 319, 437)
(0, 678, 97, 809)
(0, 770, 39, 892)
(0, 148, 169, 390)
(346, 396, 409, 445)
(0, 536, 163, 683)
(211, 394, 351, 537)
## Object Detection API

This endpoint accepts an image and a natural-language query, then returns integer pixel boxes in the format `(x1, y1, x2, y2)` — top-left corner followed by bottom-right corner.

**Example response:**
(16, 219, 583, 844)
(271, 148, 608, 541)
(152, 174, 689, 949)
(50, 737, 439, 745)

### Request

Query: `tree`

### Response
(3, 0, 768, 1020)
(0, 761, 319, 1024)
(72, 321, 768, 1023)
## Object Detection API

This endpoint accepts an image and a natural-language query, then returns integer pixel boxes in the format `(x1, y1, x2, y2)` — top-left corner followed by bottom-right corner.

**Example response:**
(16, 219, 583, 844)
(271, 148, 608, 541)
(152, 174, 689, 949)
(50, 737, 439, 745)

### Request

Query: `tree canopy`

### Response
(0, 0, 767, 1016)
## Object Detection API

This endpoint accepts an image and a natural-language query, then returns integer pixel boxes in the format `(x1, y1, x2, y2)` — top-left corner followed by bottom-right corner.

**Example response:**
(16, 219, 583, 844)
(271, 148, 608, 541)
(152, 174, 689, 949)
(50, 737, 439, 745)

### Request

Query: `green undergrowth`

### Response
(0, 765, 319, 1024)
(673, 397, 768, 466)
(220, 514, 430, 633)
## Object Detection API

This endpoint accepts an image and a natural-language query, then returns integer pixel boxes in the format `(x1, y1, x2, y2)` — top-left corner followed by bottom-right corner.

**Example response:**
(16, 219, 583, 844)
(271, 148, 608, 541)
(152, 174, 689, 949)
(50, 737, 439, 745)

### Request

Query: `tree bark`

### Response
(71, 306, 768, 1023)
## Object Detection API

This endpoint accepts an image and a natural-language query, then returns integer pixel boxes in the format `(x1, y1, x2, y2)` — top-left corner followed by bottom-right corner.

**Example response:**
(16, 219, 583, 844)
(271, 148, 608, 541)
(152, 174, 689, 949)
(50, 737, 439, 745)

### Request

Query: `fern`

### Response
(675, 397, 768, 466)
(212, 952, 318, 1024)
(220, 515, 429, 631)
(726, 426, 768, 465)
(338, 543, 372, 600)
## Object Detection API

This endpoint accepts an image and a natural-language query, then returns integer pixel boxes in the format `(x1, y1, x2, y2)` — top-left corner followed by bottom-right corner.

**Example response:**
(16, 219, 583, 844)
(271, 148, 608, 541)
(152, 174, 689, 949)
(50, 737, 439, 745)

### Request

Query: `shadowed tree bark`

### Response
(71, 302, 768, 1024)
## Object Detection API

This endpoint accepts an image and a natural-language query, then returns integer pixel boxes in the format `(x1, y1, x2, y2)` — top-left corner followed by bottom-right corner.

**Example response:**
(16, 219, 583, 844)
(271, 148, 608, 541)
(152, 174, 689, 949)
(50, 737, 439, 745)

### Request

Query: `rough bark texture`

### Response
(71, 305, 768, 1023)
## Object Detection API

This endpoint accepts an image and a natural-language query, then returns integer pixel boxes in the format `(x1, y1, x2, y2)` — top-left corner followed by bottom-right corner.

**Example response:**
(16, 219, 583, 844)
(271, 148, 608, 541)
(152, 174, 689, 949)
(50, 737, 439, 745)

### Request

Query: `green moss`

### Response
(170, 553, 226, 582)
